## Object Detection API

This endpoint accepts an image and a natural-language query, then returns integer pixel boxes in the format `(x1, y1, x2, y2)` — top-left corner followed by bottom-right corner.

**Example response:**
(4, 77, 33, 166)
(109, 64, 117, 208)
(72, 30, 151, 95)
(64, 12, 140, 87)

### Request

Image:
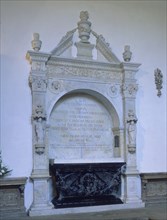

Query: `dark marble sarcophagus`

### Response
(50, 163, 126, 208)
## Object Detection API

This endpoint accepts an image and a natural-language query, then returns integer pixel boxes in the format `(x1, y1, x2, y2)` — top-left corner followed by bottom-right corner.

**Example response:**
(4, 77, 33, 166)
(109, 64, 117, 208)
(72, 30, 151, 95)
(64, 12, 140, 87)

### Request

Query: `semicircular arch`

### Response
(48, 89, 120, 128)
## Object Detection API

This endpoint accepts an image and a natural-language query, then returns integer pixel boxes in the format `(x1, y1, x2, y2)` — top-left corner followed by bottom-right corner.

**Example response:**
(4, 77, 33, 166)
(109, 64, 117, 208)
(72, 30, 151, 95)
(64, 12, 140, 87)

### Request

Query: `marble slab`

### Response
(49, 93, 113, 161)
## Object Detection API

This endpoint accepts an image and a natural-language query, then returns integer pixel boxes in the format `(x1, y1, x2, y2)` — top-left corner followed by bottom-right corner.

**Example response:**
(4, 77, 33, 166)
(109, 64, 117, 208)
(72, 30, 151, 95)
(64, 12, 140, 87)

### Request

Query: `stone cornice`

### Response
(121, 62, 141, 72)
(94, 33, 120, 63)
(47, 56, 122, 71)
(26, 50, 51, 64)
(140, 173, 167, 179)
(0, 177, 28, 186)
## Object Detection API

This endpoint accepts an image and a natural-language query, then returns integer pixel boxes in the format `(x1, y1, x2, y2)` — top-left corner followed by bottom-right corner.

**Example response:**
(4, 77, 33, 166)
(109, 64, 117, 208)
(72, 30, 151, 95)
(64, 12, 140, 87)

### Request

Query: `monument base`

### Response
(28, 203, 145, 216)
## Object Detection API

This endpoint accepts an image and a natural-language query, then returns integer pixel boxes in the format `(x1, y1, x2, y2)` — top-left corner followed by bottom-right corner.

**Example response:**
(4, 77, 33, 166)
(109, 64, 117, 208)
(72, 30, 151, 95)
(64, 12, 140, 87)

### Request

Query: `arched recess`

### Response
(48, 89, 123, 163)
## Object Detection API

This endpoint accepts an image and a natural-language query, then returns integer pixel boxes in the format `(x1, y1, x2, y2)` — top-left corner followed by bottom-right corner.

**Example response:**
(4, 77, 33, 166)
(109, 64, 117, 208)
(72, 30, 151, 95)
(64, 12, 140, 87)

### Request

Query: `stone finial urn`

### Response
(123, 45, 132, 62)
(31, 33, 42, 51)
(77, 11, 91, 43)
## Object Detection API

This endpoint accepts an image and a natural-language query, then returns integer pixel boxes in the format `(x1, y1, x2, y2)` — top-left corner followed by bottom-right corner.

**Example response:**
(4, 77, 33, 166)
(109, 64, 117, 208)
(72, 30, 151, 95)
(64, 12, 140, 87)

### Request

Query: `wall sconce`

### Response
(154, 68, 163, 97)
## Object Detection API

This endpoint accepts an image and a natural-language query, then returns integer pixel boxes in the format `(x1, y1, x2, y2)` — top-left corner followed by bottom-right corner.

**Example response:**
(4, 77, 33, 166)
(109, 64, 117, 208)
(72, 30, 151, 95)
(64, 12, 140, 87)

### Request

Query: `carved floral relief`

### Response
(48, 65, 121, 81)
(122, 83, 138, 98)
(108, 84, 120, 98)
(48, 80, 64, 93)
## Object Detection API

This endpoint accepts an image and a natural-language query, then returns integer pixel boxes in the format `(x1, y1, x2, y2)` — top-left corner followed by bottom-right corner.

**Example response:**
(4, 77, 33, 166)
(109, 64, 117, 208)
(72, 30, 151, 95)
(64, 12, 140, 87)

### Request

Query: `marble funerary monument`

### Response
(26, 11, 144, 216)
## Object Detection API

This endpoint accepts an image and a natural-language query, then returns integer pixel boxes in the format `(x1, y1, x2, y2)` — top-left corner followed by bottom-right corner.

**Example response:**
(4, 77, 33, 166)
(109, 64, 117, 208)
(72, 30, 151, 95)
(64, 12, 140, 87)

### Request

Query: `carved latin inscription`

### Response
(49, 93, 114, 161)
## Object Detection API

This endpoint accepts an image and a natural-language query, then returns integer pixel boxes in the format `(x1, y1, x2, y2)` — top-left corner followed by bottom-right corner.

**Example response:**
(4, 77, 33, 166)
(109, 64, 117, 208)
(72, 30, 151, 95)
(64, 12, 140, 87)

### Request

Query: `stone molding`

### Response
(0, 177, 27, 186)
(51, 29, 77, 56)
(91, 30, 120, 63)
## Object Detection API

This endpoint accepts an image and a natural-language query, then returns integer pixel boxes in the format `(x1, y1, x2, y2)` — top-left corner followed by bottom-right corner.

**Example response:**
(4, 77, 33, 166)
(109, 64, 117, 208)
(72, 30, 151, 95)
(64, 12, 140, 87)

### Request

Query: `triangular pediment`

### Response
(50, 12, 120, 64)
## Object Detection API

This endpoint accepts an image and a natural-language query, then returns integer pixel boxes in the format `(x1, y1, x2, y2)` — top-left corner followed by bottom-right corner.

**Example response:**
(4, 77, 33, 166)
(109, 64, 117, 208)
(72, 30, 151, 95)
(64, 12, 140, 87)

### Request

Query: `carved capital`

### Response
(122, 83, 138, 98)
(29, 75, 47, 92)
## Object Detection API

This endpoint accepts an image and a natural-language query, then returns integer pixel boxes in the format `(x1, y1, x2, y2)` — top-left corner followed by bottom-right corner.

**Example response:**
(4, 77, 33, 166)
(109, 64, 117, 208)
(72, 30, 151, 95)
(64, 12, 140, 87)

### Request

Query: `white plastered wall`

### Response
(1, 0, 166, 210)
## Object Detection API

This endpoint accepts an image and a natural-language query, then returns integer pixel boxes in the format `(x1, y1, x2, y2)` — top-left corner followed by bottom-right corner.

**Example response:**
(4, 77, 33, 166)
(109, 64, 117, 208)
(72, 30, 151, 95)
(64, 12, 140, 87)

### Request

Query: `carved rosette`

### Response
(49, 80, 64, 93)
(122, 83, 138, 98)
(108, 84, 120, 98)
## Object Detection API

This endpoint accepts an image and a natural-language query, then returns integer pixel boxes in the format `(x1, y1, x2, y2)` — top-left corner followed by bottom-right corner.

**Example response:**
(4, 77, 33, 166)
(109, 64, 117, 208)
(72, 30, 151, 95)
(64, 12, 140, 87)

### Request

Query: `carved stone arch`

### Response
(48, 89, 122, 162)
(67, 89, 120, 128)
(48, 88, 120, 128)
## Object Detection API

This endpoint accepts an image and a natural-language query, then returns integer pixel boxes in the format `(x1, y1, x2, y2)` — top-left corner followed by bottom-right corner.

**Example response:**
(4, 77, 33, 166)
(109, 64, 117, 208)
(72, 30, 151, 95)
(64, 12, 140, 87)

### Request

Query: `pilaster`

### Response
(26, 49, 53, 214)
(121, 62, 143, 205)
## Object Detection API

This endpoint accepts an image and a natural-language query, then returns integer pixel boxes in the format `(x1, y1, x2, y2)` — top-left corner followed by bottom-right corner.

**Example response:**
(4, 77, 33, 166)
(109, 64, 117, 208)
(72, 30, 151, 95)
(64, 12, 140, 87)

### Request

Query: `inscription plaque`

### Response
(49, 93, 114, 161)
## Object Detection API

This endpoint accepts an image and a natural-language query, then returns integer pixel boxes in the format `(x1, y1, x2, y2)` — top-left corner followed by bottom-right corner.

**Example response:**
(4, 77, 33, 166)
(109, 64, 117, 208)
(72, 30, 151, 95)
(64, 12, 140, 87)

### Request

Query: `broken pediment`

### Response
(50, 11, 120, 64)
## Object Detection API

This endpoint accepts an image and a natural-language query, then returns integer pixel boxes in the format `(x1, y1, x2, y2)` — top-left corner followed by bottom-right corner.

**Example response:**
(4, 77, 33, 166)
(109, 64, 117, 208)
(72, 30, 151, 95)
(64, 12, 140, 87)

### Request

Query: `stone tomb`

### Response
(50, 163, 125, 208)
(26, 11, 144, 216)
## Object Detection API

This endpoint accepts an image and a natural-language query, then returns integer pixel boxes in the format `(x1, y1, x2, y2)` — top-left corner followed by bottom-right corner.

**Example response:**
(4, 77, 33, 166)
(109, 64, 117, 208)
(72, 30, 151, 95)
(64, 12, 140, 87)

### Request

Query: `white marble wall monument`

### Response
(26, 11, 144, 216)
